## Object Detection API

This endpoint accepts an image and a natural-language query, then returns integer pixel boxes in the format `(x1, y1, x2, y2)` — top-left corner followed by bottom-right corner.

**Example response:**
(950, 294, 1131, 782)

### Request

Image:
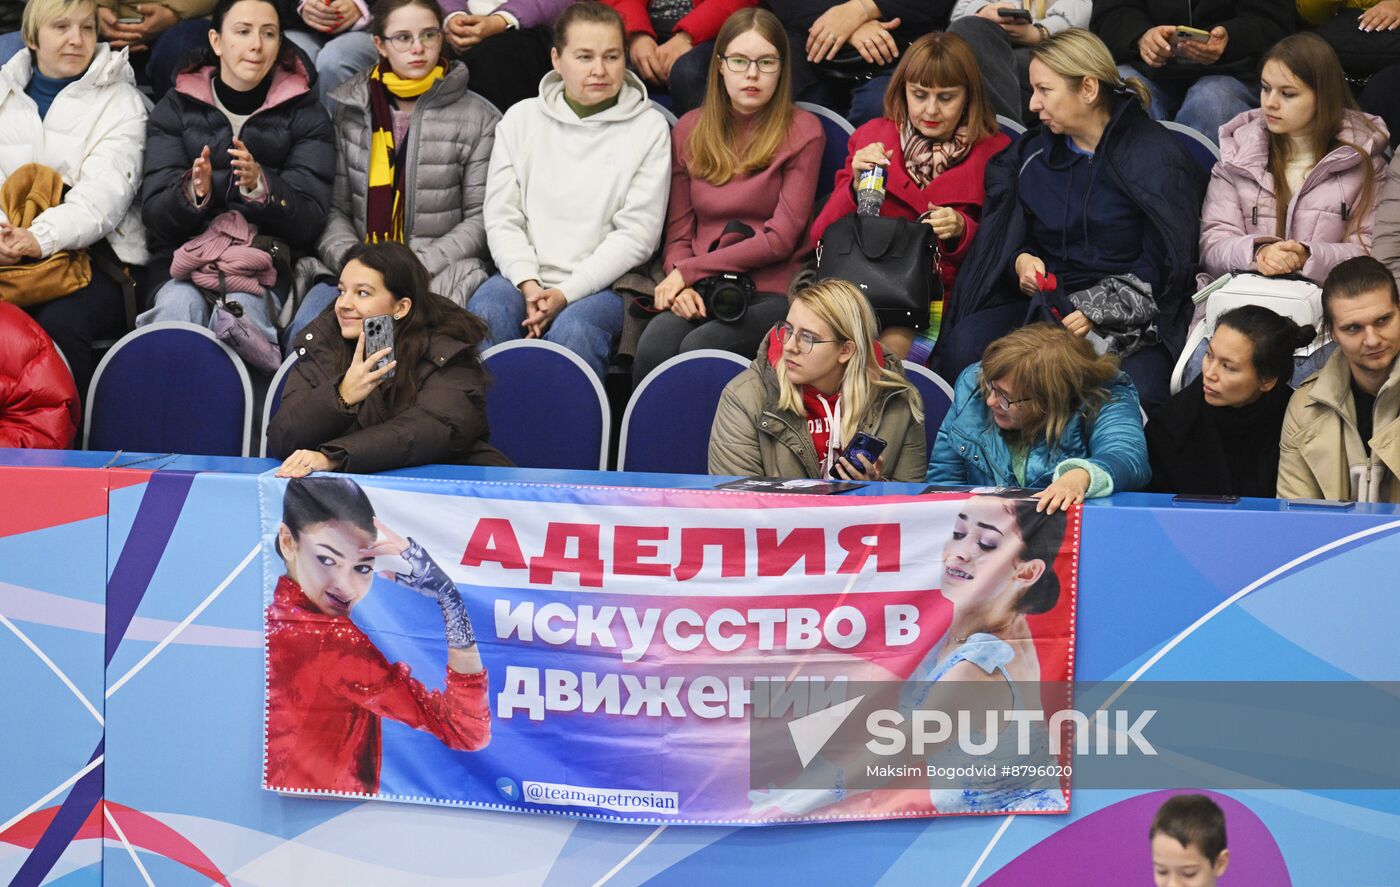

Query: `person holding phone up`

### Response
(1091, 0, 1293, 143)
(270, 241, 510, 476)
(708, 278, 927, 483)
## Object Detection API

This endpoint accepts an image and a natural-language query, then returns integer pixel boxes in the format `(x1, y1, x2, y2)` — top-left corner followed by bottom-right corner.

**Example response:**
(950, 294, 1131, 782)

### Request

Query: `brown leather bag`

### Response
(0, 163, 92, 306)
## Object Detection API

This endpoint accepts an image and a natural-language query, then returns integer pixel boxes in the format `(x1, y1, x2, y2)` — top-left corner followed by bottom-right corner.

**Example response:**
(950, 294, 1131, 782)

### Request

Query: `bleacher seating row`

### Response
(70, 322, 958, 472)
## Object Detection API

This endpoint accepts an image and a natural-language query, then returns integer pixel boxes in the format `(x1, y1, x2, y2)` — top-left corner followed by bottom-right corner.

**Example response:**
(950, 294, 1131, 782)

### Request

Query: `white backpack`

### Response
(1170, 273, 1325, 394)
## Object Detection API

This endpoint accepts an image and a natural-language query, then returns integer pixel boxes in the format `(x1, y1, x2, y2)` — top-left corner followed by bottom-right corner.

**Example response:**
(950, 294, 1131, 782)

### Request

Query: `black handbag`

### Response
(815, 214, 941, 330)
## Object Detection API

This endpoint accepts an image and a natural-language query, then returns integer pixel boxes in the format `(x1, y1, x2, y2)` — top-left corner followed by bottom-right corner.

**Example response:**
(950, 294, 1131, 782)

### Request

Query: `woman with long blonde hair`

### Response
(709, 278, 927, 482)
(633, 8, 823, 384)
(927, 323, 1150, 512)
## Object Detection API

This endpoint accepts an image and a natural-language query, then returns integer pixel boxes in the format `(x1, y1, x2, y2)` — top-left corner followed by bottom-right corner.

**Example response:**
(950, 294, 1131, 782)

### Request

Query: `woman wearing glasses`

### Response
(632, 8, 822, 384)
(708, 278, 927, 482)
(286, 0, 498, 344)
(926, 322, 1150, 512)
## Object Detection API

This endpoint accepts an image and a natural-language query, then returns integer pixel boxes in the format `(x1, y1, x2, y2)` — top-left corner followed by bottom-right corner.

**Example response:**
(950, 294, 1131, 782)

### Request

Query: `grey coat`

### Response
(295, 61, 498, 306)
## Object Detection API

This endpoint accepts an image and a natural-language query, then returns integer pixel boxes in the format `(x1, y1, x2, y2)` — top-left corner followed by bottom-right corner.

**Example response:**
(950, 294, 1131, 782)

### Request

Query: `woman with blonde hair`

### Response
(632, 7, 823, 384)
(935, 28, 1207, 410)
(708, 278, 927, 482)
(1201, 33, 1387, 285)
(809, 30, 1010, 365)
(927, 323, 1150, 512)
(0, 0, 147, 396)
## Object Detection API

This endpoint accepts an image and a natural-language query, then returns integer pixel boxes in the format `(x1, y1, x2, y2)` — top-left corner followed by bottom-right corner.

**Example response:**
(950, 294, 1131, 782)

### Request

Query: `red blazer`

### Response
(810, 118, 1011, 300)
(605, 0, 757, 43)
(0, 302, 77, 449)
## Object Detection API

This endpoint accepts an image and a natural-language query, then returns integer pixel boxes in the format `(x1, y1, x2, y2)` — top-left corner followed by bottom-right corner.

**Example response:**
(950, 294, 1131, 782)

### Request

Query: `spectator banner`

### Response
(259, 475, 1079, 824)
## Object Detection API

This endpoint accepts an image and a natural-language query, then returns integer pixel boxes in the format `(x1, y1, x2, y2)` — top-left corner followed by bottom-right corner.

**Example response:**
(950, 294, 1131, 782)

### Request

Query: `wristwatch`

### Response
(1033, 23, 1050, 41)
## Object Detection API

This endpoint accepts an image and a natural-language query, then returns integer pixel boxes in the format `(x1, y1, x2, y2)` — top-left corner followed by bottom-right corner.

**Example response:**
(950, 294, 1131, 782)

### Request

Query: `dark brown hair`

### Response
(1320, 255, 1400, 332)
(337, 242, 488, 413)
(1150, 794, 1227, 864)
(370, 0, 444, 38)
(552, 1, 625, 51)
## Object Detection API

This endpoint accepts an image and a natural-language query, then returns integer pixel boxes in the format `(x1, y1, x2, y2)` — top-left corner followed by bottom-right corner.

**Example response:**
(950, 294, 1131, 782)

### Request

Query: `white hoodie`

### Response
(0, 43, 149, 263)
(485, 70, 670, 302)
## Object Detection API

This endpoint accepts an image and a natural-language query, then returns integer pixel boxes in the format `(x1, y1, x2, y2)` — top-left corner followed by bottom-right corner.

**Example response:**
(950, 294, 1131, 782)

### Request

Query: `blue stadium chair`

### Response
(259, 352, 299, 458)
(84, 322, 254, 456)
(651, 99, 679, 127)
(796, 101, 856, 199)
(481, 340, 611, 470)
(902, 360, 955, 455)
(1161, 120, 1220, 173)
(997, 114, 1027, 140)
(618, 349, 750, 474)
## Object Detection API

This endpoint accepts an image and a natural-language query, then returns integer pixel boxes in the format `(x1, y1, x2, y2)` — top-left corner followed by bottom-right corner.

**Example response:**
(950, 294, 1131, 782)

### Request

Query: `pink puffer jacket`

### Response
(1198, 108, 1388, 285)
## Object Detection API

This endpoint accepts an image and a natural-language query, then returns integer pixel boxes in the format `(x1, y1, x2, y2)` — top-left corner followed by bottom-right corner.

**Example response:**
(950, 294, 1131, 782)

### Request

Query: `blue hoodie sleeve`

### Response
(1075, 373, 1151, 493)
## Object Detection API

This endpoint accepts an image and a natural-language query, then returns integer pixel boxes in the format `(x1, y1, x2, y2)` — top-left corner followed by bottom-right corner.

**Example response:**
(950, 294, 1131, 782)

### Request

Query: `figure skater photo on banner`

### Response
(749, 490, 1074, 819)
(899, 490, 1070, 813)
(264, 475, 490, 796)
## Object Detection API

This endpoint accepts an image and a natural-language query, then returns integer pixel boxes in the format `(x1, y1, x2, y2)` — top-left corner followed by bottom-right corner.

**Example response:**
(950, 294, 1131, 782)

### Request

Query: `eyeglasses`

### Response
(777, 321, 839, 355)
(720, 54, 782, 74)
(988, 383, 1033, 412)
(384, 28, 443, 50)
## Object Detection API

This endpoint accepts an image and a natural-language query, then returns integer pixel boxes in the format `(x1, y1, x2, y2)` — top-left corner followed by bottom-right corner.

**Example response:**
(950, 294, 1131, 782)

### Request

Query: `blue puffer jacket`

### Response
(925, 362, 1151, 493)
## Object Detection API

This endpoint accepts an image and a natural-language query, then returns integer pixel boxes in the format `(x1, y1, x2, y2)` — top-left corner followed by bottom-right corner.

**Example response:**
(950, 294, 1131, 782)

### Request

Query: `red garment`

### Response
(0, 302, 77, 449)
(765, 327, 888, 475)
(809, 118, 1011, 302)
(664, 108, 824, 294)
(264, 575, 491, 795)
(603, 0, 757, 43)
(801, 385, 841, 475)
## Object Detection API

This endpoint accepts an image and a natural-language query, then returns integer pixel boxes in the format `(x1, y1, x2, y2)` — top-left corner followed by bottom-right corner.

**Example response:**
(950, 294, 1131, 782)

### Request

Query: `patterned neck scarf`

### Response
(900, 122, 973, 189)
(365, 61, 446, 244)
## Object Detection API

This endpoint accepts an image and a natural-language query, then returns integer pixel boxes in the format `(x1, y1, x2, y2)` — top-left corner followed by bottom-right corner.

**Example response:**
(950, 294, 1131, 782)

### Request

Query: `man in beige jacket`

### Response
(1278, 256, 1400, 502)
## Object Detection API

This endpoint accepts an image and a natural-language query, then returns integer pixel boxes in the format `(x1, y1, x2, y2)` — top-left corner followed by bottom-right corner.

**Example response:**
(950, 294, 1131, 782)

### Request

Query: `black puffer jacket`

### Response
(1091, 0, 1294, 80)
(140, 46, 334, 296)
(267, 295, 512, 473)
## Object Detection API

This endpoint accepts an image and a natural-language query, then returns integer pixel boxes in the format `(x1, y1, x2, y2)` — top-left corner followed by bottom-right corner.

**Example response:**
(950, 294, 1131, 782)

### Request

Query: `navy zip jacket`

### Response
(939, 93, 1207, 360)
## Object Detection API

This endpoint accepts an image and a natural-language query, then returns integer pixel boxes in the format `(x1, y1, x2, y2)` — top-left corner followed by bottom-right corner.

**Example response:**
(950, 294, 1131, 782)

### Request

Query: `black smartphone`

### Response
(830, 432, 888, 478)
(1172, 493, 1240, 505)
(362, 314, 396, 381)
(998, 8, 1033, 22)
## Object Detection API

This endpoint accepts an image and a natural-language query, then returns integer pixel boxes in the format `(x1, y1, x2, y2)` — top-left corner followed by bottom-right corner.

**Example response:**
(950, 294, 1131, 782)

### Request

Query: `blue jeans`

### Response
(138, 279, 280, 343)
(284, 281, 339, 354)
(467, 274, 622, 379)
(1118, 65, 1256, 144)
(284, 30, 379, 110)
(666, 41, 713, 116)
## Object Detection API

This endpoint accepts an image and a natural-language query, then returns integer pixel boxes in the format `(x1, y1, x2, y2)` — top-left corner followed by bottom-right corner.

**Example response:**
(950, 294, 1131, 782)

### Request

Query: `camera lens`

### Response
(710, 281, 747, 323)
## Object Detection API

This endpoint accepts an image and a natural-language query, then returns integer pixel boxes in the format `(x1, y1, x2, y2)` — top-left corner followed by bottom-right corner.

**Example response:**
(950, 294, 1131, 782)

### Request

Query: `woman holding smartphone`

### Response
(269, 241, 509, 475)
(708, 278, 927, 482)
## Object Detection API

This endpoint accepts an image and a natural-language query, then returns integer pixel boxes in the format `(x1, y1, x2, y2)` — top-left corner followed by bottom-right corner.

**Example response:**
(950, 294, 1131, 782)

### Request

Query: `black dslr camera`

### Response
(693, 272, 756, 323)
